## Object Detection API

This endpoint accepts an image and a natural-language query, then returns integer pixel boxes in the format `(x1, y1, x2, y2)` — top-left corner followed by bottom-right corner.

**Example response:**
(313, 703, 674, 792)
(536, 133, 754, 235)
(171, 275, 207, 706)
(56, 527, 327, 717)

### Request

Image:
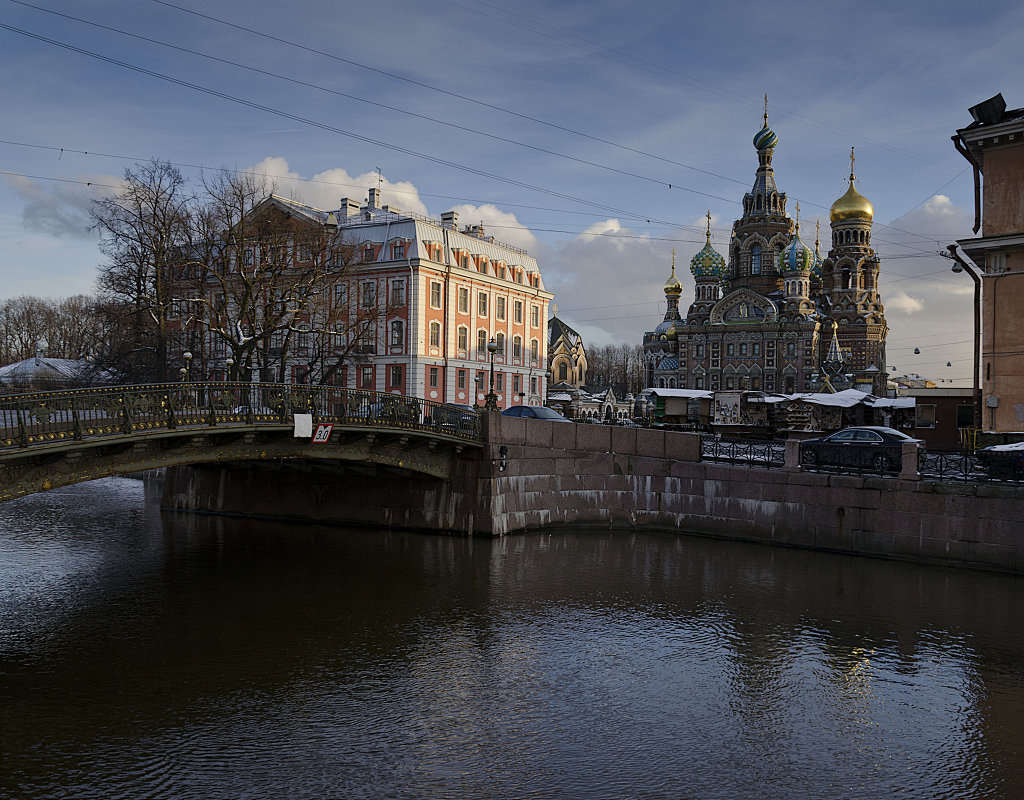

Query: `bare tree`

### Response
(91, 159, 193, 382)
(177, 172, 375, 384)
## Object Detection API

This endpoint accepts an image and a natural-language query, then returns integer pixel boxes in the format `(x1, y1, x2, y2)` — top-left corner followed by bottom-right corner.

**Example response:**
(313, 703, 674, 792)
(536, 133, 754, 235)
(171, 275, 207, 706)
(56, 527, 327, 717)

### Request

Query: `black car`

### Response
(429, 403, 479, 433)
(501, 405, 571, 422)
(800, 426, 924, 472)
(976, 443, 1024, 480)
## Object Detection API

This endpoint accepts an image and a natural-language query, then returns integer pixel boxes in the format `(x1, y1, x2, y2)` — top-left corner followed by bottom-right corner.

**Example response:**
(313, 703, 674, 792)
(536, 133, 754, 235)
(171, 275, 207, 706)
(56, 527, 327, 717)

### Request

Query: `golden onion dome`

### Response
(830, 147, 873, 222)
(830, 179, 874, 223)
(664, 250, 683, 296)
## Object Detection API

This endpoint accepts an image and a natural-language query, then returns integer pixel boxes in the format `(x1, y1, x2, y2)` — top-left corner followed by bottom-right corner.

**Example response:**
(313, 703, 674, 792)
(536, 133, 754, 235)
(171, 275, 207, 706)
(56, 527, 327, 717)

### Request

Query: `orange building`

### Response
(953, 93, 1024, 430)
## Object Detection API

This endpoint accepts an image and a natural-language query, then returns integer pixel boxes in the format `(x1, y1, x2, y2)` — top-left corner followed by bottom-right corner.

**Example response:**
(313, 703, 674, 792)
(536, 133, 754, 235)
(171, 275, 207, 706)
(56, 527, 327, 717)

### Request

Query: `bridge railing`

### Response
(0, 383, 483, 450)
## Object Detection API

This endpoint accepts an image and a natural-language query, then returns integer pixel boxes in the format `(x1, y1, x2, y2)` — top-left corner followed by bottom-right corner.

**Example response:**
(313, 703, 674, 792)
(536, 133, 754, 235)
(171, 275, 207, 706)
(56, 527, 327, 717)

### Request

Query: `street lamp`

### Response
(485, 337, 499, 411)
(181, 351, 192, 383)
(947, 244, 982, 429)
(225, 357, 234, 382)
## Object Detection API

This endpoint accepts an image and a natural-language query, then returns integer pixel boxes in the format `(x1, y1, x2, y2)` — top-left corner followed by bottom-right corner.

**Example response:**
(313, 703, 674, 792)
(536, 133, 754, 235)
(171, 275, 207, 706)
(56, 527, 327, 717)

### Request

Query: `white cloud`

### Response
(885, 291, 925, 314)
(446, 203, 539, 253)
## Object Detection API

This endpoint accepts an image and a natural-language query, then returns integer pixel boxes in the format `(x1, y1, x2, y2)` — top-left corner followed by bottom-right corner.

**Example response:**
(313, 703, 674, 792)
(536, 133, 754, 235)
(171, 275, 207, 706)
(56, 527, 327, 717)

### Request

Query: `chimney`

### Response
(367, 187, 381, 210)
(338, 197, 361, 222)
(441, 210, 458, 230)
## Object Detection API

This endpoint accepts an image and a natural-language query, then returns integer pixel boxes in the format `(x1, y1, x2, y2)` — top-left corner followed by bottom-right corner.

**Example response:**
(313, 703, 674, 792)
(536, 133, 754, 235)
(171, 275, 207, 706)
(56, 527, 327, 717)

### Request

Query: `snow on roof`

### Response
(785, 388, 873, 408)
(547, 392, 573, 401)
(646, 388, 713, 399)
(868, 397, 916, 409)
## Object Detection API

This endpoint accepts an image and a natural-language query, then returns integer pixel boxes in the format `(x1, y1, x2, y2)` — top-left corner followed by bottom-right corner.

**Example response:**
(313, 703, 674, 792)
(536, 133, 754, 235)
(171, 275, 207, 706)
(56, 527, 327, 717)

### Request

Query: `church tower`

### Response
(822, 148, 888, 393)
(728, 97, 792, 296)
(778, 204, 815, 321)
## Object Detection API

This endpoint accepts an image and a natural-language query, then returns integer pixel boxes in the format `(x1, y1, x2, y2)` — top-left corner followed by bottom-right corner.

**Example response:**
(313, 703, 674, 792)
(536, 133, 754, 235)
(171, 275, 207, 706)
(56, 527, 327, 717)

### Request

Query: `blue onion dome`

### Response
(778, 207, 813, 274)
(690, 219, 726, 279)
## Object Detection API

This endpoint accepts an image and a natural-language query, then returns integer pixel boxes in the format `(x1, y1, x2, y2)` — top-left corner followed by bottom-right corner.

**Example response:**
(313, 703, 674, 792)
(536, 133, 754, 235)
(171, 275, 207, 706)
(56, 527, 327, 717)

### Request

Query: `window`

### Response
(360, 365, 373, 388)
(530, 339, 539, 361)
(390, 280, 405, 307)
(495, 373, 504, 391)
(477, 329, 487, 355)
(390, 365, 403, 386)
(495, 332, 505, 355)
(956, 404, 974, 428)
(726, 343, 735, 356)
(458, 287, 469, 314)
(391, 242, 406, 259)
(457, 369, 466, 389)
(334, 283, 348, 305)
(390, 320, 404, 347)
(530, 376, 538, 394)
(512, 335, 522, 358)
(915, 404, 936, 429)
(751, 245, 761, 275)
(726, 377, 735, 389)
(361, 281, 376, 308)
(477, 371, 486, 392)
(558, 363, 568, 381)
(513, 300, 523, 323)
(430, 281, 442, 308)
(496, 296, 506, 320)
(429, 321, 441, 348)
(513, 374, 521, 395)
(740, 343, 747, 356)
(429, 367, 439, 388)
(787, 342, 796, 356)
(752, 343, 760, 356)
(457, 326, 468, 351)
(461, 254, 469, 269)
(364, 246, 375, 262)
(531, 305, 540, 327)
(478, 292, 488, 316)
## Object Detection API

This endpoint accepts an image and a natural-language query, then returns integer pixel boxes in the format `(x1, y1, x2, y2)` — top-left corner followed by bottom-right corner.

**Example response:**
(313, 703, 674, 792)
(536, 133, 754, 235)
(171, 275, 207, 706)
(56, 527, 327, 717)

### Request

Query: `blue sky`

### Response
(3, 0, 1023, 385)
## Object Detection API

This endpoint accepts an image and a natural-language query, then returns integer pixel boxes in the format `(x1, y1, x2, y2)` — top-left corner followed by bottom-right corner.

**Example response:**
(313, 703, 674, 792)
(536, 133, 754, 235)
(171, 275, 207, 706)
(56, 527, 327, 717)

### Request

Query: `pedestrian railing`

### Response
(0, 383, 483, 451)
(700, 435, 786, 467)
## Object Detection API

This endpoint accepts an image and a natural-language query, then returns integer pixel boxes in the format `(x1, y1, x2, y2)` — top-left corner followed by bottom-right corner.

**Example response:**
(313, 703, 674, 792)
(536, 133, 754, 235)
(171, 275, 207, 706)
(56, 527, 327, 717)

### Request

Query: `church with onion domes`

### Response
(643, 103, 888, 396)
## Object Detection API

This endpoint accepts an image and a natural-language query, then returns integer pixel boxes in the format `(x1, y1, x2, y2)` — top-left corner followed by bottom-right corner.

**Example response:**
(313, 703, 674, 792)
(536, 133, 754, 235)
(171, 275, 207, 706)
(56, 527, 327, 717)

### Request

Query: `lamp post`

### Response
(225, 357, 234, 382)
(947, 244, 982, 429)
(485, 338, 499, 411)
(181, 351, 192, 382)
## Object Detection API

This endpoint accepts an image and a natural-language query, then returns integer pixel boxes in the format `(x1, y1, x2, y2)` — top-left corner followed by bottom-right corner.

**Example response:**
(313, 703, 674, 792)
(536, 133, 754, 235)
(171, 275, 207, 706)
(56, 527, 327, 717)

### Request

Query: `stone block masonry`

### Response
(164, 413, 1024, 574)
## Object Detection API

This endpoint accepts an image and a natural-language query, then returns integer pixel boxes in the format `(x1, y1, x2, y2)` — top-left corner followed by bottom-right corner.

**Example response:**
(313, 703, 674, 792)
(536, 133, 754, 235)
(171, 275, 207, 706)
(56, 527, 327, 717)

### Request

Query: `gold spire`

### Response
(815, 220, 821, 256)
(705, 210, 712, 243)
(664, 248, 682, 294)
(763, 93, 769, 126)
(849, 146, 856, 181)
(794, 201, 801, 232)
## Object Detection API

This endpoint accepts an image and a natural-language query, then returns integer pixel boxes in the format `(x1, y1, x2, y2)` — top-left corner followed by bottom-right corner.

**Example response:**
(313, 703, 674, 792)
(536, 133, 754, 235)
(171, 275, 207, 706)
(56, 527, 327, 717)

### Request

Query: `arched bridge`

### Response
(0, 382, 483, 502)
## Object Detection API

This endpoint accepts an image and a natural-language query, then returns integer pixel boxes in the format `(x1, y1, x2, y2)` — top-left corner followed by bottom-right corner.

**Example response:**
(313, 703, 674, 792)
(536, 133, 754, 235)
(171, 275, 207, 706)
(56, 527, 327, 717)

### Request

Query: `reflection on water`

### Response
(2, 477, 1023, 799)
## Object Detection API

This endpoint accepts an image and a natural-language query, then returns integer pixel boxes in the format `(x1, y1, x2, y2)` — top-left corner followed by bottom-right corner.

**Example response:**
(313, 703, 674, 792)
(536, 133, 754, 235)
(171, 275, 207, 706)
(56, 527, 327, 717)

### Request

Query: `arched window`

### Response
(751, 245, 762, 275)
(558, 362, 568, 381)
(495, 332, 505, 355)
(390, 320, 404, 347)
(512, 335, 522, 358)
(456, 325, 468, 351)
(477, 329, 487, 355)
(429, 321, 441, 348)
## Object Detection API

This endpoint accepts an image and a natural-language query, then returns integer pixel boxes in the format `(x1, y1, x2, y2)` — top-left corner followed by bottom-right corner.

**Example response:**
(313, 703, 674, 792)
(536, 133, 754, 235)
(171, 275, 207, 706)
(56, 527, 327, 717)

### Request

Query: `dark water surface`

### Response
(2, 477, 1023, 799)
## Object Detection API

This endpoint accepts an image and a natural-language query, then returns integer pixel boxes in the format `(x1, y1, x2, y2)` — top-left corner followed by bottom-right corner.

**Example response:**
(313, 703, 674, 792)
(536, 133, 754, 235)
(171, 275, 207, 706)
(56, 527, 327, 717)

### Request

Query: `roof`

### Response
(548, 316, 583, 348)
(646, 388, 713, 399)
(0, 356, 91, 388)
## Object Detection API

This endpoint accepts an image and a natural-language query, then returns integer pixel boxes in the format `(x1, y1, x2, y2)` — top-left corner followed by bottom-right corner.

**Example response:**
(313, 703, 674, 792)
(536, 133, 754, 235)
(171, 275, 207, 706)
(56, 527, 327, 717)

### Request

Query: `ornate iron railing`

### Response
(700, 435, 786, 467)
(0, 383, 483, 451)
(919, 450, 1023, 484)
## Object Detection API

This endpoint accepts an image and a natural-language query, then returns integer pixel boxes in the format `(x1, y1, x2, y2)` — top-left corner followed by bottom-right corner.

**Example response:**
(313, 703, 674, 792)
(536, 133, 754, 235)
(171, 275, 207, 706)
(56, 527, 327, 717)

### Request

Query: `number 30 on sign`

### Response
(311, 424, 333, 444)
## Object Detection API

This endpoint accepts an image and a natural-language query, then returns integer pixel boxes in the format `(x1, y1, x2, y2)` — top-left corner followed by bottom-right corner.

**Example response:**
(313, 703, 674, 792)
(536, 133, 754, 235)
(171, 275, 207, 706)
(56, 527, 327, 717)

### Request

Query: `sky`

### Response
(2, 0, 1023, 387)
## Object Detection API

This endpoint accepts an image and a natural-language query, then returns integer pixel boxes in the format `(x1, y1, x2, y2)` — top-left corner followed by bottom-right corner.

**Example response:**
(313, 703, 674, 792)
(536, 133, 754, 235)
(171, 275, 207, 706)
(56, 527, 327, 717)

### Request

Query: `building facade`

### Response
(953, 93, 1024, 430)
(643, 112, 888, 396)
(168, 188, 552, 408)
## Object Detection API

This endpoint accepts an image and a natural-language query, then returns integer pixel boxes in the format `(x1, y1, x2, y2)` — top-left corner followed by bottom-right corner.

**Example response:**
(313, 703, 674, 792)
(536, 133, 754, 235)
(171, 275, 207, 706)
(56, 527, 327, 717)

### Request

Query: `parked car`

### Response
(976, 441, 1024, 480)
(501, 405, 571, 422)
(800, 426, 924, 472)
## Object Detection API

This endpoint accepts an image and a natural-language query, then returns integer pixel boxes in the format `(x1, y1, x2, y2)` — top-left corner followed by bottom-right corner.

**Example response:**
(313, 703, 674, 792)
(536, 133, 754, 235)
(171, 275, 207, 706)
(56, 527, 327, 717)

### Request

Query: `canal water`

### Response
(2, 477, 1023, 799)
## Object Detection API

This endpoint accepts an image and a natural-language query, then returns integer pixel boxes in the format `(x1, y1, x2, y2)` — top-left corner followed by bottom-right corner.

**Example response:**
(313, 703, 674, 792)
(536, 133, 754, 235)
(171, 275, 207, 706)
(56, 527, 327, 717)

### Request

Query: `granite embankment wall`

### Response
(486, 415, 1024, 574)
(164, 414, 1024, 573)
